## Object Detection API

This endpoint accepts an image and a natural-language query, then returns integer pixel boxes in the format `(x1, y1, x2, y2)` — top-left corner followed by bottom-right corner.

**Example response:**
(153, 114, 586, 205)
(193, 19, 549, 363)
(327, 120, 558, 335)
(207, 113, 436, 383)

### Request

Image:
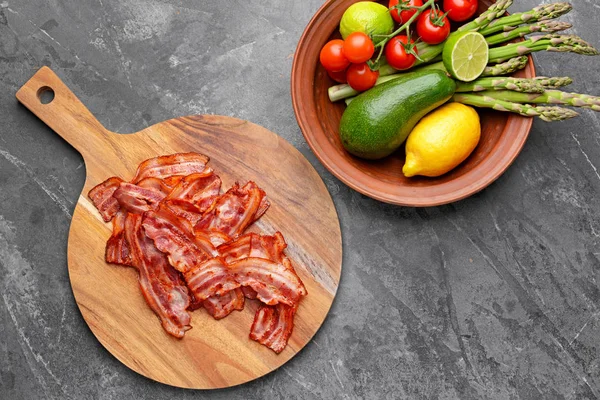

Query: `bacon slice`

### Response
(125, 213, 192, 338)
(205, 231, 232, 247)
(142, 205, 217, 273)
(166, 171, 221, 212)
(228, 257, 307, 306)
(217, 233, 253, 263)
(132, 153, 210, 183)
(91, 153, 305, 351)
(88, 177, 123, 222)
(250, 303, 296, 354)
(183, 257, 240, 301)
(195, 181, 270, 239)
(137, 177, 177, 194)
(249, 303, 276, 340)
(163, 199, 204, 226)
(217, 231, 288, 299)
(187, 294, 203, 311)
(202, 288, 245, 320)
(242, 286, 258, 299)
(105, 210, 132, 266)
(218, 232, 286, 263)
(113, 181, 167, 214)
(163, 175, 184, 190)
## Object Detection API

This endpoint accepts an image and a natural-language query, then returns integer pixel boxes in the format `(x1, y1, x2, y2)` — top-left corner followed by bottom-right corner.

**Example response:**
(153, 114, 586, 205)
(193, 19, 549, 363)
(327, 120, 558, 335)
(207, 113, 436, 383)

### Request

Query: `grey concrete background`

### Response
(1, 0, 600, 399)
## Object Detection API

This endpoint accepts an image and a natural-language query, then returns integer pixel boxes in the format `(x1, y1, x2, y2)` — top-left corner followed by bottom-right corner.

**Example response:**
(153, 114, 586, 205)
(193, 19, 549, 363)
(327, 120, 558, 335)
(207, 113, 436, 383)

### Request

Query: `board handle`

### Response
(16, 66, 115, 159)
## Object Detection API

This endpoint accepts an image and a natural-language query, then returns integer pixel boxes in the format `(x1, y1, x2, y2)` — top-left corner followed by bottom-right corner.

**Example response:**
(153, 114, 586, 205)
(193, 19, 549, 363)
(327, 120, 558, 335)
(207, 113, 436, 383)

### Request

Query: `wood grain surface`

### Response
(15, 66, 342, 389)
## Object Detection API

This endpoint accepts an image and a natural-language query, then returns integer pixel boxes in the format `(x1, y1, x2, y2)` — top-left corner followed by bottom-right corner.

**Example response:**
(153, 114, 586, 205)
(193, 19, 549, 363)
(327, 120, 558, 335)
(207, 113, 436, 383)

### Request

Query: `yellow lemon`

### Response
(340, 2, 394, 44)
(403, 103, 481, 178)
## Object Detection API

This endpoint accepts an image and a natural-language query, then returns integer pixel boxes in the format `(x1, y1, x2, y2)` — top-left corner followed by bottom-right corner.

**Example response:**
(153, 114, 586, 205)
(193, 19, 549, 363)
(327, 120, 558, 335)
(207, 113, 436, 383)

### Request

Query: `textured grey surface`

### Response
(1, 0, 600, 398)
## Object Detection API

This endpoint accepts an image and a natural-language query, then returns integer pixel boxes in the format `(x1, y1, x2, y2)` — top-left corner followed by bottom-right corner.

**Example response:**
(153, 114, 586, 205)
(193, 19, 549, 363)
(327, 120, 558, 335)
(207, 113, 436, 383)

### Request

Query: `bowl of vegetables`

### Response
(291, 0, 592, 206)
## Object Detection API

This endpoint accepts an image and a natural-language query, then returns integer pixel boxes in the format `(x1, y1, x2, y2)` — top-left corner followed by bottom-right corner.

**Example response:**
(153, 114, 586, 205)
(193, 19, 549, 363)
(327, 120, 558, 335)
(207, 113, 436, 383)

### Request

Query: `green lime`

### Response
(442, 31, 489, 82)
(340, 2, 394, 44)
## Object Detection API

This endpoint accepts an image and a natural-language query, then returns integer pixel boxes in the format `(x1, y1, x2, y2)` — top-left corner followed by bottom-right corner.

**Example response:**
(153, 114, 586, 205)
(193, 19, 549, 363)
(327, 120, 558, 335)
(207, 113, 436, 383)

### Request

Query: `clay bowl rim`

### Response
(291, 0, 535, 207)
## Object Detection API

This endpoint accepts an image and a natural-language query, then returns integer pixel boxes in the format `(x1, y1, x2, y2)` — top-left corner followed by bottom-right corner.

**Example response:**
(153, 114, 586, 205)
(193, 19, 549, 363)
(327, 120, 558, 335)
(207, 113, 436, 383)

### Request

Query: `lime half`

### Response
(442, 31, 489, 82)
(340, 2, 394, 44)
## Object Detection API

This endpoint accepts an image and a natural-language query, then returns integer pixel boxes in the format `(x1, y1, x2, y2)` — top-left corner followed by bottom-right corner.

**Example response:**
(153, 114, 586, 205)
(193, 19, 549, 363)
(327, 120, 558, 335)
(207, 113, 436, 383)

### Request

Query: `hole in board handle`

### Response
(37, 86, 55, 104)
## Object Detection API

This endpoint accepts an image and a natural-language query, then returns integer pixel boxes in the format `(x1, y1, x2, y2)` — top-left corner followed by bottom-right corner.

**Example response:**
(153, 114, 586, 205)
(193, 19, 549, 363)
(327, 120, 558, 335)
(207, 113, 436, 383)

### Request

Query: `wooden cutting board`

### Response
(16, 67, 342, 389)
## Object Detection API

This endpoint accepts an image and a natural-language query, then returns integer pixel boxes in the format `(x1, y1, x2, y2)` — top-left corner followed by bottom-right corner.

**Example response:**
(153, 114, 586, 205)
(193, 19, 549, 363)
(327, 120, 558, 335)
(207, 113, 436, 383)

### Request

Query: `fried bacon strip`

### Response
(162, 199, 204, 226)
(143, 205, 217, 273)
(219, 232, 304, 352)
(204, 231, 232, 248)
(124, 213, 192, 338)
(105, 210, 132, 266)
(183, 257, 240, 302)
(250, 303, 296, 354)
(195, 181, 270, 239)
(88, 177, 123, 222)
(113, 181, 167, 214)
(166, 171, 221, 213)
(202, 288, 245, 320)
(132, 153, 209, 183)
(228, 257, 307, 307)
(242, 287, 258, 299)
(162, 176, 184, 190)
(190, 232, 304, 319)
(137, 177, 178, 194)
(218, 232, 286, 263)
(90, 152, 305, 352)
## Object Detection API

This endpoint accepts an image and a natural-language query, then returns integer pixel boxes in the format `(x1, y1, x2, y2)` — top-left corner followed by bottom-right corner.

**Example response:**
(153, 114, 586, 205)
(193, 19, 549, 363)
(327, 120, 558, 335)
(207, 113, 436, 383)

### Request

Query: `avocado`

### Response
(339, 69, 456, 160)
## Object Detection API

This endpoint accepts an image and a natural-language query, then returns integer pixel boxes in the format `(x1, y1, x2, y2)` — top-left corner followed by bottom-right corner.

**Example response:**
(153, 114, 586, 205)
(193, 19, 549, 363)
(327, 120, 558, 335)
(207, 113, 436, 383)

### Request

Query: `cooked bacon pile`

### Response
(88, 153, 307, 353)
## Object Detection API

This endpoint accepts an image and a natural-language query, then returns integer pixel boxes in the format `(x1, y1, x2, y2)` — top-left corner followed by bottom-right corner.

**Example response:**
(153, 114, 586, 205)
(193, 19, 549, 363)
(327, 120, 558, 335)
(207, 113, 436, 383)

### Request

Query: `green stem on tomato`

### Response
(371, 0, 437, 65)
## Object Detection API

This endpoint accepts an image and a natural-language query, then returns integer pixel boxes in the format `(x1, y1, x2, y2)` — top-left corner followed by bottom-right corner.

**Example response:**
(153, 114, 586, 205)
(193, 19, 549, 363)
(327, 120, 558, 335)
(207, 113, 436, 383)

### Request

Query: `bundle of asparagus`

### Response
(328, 1, 600, 122)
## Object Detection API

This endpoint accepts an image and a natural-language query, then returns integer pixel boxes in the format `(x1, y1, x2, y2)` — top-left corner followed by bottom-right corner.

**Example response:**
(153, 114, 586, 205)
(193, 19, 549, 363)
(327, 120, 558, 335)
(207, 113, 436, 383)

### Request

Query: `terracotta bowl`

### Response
(291, 0, 535, 207)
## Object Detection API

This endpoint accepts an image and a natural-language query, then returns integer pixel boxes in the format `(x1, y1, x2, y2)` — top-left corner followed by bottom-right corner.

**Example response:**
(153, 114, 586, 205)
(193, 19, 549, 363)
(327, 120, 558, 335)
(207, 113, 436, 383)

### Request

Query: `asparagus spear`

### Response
(481, 56, 529, 77)
(330, 69, 577, 103)
(479, 3, 573, 37)
(417, 38, 596, 78)
(329, 71, 573, 103)
(329, 74, 402, 102)
(488, 35, 600, 63)
(422, 56, 534, 77)
(469, 90, 600, 111)
(533, 76, 573, 88)
(457, 0, 514, 33)
(452, 93, 579, 121)
(485, 21, 572, 46)
(455, 77, 546, 93)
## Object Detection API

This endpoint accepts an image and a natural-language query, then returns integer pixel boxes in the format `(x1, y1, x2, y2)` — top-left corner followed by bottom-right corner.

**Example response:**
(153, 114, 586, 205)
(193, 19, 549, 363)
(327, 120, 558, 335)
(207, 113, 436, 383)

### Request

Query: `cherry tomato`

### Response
(320, 39, 350, 72)
(327, 68, 348, 84)
(343, 32, 375, 63)
(384, 35, 417, 70)
(389, 0, 423, 24)
(443, 0, 478, 22)
(416, 9, 451, 45)
(346, 63, 379, 91)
